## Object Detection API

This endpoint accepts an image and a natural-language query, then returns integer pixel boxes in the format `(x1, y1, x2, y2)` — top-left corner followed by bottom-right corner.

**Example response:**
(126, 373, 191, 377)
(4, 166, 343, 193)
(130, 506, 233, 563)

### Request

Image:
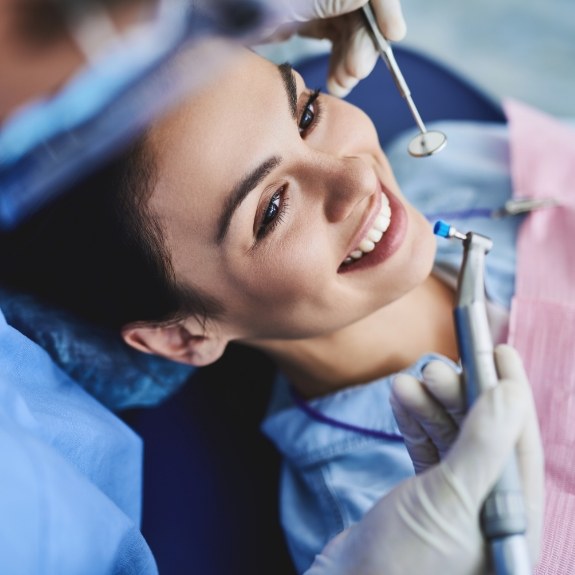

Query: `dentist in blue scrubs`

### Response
(0, 1, 543, 573)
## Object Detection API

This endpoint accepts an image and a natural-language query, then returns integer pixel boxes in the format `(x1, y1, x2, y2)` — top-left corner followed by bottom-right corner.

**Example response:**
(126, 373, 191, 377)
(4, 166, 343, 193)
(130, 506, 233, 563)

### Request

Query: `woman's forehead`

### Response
(146, 47, 286, 230)
(150, 47, 280, 166)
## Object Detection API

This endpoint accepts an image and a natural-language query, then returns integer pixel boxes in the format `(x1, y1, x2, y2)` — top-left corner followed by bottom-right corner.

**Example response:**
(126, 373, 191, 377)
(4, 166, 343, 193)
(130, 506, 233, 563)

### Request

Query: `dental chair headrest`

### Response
(0, 287, 195, 411)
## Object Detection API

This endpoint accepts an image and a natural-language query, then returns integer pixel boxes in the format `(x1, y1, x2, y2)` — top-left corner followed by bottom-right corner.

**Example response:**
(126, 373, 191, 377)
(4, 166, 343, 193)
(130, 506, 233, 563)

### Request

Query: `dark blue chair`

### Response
(123, 45, 505, 575)
(302, 45, 504, 148)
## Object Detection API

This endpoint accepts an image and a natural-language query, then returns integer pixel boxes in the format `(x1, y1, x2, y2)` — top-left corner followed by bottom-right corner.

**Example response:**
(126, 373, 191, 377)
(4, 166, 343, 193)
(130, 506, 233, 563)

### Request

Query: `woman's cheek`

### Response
(280, 242, 330, 293)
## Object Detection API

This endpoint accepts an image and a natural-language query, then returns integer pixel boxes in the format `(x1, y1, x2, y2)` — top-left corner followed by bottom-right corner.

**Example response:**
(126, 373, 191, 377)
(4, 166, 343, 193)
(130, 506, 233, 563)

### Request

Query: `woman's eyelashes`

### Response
(256, 185, 289, 240)
(298, 89, 321, 137)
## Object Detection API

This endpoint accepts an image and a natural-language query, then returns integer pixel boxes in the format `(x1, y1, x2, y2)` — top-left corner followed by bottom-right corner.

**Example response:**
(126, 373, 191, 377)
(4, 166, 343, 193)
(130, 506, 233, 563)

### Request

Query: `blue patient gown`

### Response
(263, 121, 521, 573)
(0, 308, 157, 574)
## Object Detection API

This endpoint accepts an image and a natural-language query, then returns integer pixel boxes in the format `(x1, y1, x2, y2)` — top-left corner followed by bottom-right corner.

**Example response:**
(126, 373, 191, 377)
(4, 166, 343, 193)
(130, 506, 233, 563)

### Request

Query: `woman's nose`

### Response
(318, 154, 378, 223)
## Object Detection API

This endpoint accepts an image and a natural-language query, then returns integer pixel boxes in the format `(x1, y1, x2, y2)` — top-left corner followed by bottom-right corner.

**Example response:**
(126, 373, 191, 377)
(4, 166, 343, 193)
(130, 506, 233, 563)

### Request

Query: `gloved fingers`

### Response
(281, 0, 367, 22)
(326, 18, 379, 97)
(389, 389, 440, 473)
(392, 373, 460, 462)
(494, 344, 545, 562)
(298, 10, 378, 97)
(371, 0, 406, 41)
(494, 343, 528, 383)
(494, 345, 544, 478)
(282, 0, 406, 97)
(517, 425, 545, 566)
(420, 360, 466, 426)
(279, 0, 406, 35)
(443, 376, 532, 510)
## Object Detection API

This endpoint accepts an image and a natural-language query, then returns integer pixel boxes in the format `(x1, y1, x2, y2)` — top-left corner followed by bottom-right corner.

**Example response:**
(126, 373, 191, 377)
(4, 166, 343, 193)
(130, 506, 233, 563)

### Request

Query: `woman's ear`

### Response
(121, 318, 229, 367)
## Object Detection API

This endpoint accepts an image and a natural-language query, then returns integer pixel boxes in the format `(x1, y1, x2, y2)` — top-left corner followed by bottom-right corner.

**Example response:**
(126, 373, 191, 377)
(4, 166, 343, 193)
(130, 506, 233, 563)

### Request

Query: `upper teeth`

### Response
(343, 193, 391, 265)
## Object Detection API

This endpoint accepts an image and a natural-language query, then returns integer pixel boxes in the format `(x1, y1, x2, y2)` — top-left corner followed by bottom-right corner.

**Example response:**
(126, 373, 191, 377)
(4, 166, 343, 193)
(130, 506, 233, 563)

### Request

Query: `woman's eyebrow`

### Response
(216, 155, 282, 244)
(215, 64, 295, 244)
(278, 62, 297, 119)
(216, 62, 297, 244)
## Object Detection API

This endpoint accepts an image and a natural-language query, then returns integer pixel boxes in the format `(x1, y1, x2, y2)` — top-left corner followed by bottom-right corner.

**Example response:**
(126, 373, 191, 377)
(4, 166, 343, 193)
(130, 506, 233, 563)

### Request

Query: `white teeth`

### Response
(373, 214, 389, 231)
(367, 228, 383, 243)
(358, 238, 376, 252)
(342, 192, 392, 266)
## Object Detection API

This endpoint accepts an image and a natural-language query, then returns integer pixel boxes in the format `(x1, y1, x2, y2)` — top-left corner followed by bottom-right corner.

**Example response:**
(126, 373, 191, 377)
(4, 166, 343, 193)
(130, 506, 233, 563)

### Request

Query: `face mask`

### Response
(0, 0, 269, 230)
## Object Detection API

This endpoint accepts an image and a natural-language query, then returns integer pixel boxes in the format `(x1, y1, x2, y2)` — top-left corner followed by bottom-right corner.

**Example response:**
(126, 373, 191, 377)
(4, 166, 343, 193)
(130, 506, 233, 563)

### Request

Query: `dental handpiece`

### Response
(434, 221, 531, 575)
(361, 2, 447, 157)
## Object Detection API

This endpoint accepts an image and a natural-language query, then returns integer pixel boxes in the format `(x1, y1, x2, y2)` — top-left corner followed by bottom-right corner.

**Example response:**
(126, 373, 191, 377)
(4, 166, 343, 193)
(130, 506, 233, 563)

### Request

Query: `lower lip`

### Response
(338, 183, 408, 274)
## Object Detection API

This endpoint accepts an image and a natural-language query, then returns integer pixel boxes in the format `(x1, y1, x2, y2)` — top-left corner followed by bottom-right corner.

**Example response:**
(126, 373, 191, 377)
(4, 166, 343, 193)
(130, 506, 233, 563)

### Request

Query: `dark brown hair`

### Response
(0, 139, 222, 332)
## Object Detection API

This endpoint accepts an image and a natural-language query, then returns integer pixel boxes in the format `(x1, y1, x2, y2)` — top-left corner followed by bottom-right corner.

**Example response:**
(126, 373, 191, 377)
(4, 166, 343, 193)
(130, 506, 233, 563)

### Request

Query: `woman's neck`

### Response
(253, 274, 458, 399)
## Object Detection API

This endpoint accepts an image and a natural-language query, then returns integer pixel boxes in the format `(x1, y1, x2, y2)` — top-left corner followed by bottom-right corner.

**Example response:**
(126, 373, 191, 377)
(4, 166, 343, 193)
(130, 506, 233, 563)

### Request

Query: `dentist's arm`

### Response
(267, 0, 406, 97)
(304, 345, 544, 575)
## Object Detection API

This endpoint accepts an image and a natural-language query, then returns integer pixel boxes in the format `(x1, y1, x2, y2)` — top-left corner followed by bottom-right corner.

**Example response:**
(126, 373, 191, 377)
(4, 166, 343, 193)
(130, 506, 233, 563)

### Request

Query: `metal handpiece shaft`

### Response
(454, 233, 531, 575)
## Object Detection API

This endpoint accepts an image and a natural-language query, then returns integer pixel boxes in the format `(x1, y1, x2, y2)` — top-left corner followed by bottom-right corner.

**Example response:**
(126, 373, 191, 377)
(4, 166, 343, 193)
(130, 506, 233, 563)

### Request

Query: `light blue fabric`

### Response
(262, 355, 458, 574)
(0, 306, 158, 575)
(387, 120, 520, 311)
(263, 121, 519, 574)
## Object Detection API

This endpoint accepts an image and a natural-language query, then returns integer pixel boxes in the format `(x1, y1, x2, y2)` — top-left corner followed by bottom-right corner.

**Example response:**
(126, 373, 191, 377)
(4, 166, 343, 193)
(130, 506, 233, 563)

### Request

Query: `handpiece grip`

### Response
(455, 305, 531, 574)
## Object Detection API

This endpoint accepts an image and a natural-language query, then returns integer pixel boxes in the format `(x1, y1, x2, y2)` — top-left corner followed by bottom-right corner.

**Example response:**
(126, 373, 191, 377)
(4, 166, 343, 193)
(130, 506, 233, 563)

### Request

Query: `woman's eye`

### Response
(256, 187, 285, 240)
(298, 89, 321, 136)
(298, 103, 315, 134)
(256, 186, 289, 241)
(262, 191, 280, 226)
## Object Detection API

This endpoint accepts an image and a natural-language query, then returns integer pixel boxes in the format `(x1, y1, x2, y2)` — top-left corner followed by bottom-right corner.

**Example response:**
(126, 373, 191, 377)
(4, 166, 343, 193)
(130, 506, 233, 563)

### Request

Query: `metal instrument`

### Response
(434, 220, 531, 575)
(361, 2, 447, 157)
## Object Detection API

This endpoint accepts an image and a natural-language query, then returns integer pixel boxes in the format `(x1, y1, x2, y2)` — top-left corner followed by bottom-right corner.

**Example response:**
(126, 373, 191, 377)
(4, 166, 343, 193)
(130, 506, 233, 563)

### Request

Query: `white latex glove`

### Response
(391, 356, 467, 474)
(304, 345, 544, 575)
(268, 0, 406, 97)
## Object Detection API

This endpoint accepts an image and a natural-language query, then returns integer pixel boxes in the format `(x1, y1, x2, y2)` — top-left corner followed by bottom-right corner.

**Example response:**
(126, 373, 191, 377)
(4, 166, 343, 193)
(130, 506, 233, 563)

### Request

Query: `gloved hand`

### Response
(268, 0, 406, 97)
(304, 345, 544, 575)
(391, 354, 467, 474)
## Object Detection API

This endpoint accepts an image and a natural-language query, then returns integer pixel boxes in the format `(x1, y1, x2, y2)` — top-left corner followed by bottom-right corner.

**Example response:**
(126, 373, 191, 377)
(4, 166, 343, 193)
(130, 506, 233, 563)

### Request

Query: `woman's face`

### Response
(147, 45, 435, 341)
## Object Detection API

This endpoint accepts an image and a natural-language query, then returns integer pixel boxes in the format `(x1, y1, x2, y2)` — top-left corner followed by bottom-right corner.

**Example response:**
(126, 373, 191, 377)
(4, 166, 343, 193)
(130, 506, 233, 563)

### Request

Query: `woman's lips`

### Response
(338, 182, 407, 273)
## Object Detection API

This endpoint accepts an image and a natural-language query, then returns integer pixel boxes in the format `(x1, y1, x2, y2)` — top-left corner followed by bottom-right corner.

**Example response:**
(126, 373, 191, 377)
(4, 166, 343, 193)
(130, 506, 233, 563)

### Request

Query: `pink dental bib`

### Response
(505, 99, 575, 573)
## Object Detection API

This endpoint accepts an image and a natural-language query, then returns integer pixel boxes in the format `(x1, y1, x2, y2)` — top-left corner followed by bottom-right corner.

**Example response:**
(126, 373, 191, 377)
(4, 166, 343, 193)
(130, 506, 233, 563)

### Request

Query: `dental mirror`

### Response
(408, 130, 448, 157)
(362, 2, 448, 158)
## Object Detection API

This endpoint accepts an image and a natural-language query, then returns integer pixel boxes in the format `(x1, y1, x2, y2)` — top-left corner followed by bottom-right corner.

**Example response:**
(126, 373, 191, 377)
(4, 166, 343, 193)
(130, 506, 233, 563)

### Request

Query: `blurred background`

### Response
(402, 0, 575, 117)
(258, 0, 575, 118)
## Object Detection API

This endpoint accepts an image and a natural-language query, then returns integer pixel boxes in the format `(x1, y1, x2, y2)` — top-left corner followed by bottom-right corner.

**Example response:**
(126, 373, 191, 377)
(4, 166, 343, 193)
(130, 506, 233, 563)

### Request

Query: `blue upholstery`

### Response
(124, 46, 505, 575)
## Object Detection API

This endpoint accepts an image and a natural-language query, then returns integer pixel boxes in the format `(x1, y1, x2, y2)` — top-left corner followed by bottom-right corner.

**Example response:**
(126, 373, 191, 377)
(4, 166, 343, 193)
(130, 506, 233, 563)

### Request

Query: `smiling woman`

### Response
(0, 39, 461, 571)
(126, 45, 446, 373)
